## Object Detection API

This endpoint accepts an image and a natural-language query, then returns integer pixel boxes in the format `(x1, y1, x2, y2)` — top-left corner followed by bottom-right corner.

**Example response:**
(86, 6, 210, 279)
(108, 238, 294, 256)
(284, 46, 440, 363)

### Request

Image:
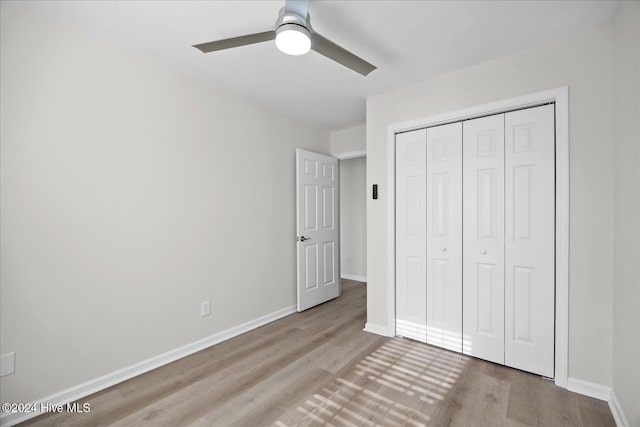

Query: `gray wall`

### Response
(330, 124, 366, 156)
(612, 2, 640, 425)
(0, 4, 329, 405)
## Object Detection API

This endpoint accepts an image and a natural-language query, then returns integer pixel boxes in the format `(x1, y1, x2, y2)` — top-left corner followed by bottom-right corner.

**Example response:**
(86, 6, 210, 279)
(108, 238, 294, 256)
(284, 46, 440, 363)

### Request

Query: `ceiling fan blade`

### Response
(193, 31, 275, 53)
(310, 33, 376, 76)
(284, 0, 309, 18)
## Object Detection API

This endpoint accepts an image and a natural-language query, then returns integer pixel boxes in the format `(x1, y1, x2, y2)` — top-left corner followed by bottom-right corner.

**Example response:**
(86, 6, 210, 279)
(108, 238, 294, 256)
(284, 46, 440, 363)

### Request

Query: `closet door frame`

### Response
(382, 86, 569, 389)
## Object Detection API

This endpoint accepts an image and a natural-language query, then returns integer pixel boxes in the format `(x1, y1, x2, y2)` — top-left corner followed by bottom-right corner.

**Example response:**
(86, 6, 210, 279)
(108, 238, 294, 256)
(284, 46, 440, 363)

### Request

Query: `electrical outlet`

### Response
(200, 300, 211, 317)
(0, 352, 15, 377)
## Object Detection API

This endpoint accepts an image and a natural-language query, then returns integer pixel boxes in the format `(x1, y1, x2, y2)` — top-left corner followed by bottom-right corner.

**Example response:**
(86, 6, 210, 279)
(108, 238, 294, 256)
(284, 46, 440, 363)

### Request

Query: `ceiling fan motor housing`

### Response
(275, 7, 312, 55)
(275, 6, 310, 30)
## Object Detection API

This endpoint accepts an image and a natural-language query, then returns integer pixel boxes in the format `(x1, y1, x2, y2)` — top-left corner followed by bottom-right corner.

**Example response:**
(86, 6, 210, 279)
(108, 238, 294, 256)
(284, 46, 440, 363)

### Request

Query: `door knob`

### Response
(298, 236, 310, 242)
(441, 247, 447, 252)
(481, 249, 487, 255)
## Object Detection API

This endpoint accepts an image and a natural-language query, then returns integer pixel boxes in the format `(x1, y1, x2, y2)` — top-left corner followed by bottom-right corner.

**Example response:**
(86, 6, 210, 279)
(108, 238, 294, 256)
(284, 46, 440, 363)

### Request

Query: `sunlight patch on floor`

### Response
(277, 338, 469, 426)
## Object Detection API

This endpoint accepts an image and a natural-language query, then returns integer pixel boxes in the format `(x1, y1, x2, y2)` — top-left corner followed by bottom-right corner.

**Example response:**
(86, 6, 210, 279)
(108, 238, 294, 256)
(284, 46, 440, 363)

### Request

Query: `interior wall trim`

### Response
(363, 322, 394, 337)
(567, 377, 611, 401)
(608, 387, 631, 427)
(567, 377, 630, 427)
(341, 274, 367, 283)
(382, 86, 570, 389)
(335, 150, 366, 160)
(0, 305, 297, 427)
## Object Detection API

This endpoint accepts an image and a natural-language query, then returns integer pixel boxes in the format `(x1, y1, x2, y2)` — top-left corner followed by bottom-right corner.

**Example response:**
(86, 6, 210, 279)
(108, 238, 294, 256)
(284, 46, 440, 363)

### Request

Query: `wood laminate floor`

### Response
(22, 280, 614, 426)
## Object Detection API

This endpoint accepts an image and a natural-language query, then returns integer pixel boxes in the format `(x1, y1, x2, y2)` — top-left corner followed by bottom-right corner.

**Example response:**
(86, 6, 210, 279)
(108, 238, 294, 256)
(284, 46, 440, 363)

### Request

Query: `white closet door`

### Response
(504, 105, 555, 377)
(426, 122, 462, 352)
(462, 114, 505, 364)
(395, 129, 427, 342)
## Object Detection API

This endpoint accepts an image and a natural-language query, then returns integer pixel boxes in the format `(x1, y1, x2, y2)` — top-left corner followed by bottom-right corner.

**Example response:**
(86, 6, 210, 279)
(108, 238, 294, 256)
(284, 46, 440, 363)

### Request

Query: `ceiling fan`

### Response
(192, 0, 376, 76)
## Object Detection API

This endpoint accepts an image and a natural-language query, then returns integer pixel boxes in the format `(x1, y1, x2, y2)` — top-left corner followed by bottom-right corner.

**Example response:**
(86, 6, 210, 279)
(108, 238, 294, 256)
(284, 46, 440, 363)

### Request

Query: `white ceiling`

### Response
(14, 0, 618, 129)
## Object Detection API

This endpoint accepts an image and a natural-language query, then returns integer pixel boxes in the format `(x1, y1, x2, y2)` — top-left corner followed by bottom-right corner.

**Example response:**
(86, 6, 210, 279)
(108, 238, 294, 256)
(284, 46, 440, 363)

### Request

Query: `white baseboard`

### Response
(341, 274, 367, 283)
(608, 389, 631, 427)
(363, 322, 393, 337)
(567, 377, 611, 401)
(0, 304, 297, 427)
(567, 377, 632, 427)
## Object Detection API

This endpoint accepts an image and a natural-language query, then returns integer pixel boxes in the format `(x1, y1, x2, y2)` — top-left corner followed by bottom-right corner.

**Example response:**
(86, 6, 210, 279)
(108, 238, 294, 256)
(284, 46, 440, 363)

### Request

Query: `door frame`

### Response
(335, 151, 367, 283)
(384, 86, 569, 388)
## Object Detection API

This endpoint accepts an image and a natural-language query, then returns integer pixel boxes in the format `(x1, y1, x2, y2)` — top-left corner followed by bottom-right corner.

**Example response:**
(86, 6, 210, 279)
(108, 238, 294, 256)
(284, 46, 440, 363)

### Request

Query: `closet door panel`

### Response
(462, 114, 505, 365)
(505, 104, 555, 377)
(426, 122, 463, 352)
(395, 129, 427, 342)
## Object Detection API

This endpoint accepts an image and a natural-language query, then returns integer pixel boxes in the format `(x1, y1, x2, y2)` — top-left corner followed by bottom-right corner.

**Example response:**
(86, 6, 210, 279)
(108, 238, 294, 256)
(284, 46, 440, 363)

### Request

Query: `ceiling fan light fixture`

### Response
(275, 23, 311, 56)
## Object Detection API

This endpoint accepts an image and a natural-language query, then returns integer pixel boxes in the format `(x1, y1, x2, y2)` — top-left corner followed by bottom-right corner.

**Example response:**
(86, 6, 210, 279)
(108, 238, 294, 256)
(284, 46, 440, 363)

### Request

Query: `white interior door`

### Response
(426, 122, 463, 352)
(395, 129, 427, 342)
(296, 149, 340, 312)
(462, 114, 505, 364)
(504, 104, 555, 377)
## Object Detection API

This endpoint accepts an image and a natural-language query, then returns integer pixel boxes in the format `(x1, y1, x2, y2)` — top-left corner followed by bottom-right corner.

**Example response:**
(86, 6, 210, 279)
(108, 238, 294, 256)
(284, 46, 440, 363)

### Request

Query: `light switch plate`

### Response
(0, 352, 15, 376)
(200, 301, 211, 317)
